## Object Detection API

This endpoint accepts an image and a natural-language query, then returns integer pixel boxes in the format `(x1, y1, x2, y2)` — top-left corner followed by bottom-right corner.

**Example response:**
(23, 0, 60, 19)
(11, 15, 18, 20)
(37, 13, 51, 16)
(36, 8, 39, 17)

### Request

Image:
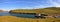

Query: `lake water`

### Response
(0, 12, 60, 18)
(0, 12, 35, 18)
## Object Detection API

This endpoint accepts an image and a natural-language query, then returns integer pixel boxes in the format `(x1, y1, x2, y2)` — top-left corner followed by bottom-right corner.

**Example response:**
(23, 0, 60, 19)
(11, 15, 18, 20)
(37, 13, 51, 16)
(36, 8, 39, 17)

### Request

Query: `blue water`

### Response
(0, 12, 35, 18)
(0, 12, 10, 16)
(10, 14, 35, 18)
(0, 12, 60, 18)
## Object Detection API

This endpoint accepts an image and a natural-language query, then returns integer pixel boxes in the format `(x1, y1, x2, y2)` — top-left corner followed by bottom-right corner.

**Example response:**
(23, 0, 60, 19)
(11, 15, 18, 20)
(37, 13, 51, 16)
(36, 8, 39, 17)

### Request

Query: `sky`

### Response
(0, 0, 60, 11)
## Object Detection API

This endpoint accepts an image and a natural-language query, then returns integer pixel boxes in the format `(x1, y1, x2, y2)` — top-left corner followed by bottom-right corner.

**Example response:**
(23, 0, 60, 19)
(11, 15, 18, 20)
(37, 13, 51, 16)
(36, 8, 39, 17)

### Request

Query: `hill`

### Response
(0, 10, 4, 12)
(9, 7, 60, 15)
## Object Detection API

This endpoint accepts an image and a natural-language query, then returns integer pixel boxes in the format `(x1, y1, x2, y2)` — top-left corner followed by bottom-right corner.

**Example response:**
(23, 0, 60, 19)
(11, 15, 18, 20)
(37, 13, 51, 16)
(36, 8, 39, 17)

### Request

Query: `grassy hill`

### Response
(9, 7, 60, 15)
(39, 7, 60, 15)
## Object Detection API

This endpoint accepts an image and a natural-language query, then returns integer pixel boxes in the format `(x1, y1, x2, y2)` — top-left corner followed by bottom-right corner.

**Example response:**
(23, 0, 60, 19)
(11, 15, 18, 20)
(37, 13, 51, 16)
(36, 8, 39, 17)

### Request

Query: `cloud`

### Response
(32, 0, 60, 9)
(49, 0, 60, 7)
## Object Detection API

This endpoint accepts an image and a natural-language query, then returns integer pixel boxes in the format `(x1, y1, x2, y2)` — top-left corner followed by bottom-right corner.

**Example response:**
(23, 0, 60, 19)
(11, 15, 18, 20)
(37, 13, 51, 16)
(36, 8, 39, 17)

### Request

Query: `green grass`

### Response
(0, 16, 60, 22)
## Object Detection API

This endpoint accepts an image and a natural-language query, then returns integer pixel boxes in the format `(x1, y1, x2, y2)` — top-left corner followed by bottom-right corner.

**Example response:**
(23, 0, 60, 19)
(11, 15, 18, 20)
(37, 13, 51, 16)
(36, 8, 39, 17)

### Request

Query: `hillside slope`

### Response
(9, 7, 60, 15)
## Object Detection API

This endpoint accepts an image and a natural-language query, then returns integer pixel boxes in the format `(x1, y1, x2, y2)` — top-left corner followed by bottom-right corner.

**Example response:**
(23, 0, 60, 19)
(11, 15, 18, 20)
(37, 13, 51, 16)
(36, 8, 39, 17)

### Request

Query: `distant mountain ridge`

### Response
(0, 10, 4, 12)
